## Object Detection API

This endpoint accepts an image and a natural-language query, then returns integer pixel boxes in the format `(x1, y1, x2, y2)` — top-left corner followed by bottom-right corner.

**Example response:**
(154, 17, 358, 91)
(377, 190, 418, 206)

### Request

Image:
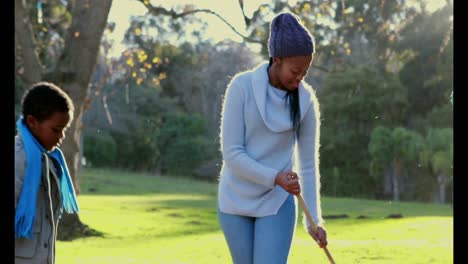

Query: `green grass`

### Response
(57, 168, 453, 264)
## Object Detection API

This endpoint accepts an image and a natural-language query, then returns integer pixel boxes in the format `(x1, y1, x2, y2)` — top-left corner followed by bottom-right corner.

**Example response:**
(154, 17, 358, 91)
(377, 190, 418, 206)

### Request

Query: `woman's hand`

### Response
(308, 225, 328, 248)
(274, 171, 300, 195)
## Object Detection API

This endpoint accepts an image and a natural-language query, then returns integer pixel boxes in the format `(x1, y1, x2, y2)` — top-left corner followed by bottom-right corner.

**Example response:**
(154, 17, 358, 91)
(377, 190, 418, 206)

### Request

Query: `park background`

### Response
(14, 0, 453, 263)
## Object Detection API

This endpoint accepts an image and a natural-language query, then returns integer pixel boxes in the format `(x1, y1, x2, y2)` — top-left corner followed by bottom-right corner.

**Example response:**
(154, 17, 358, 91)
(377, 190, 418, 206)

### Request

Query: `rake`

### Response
(296, 194, 336, 264)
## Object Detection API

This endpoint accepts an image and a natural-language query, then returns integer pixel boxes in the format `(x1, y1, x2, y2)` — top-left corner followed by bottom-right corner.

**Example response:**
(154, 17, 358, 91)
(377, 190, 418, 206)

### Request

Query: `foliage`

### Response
(15, 0, 453, 202)
(318, 66, 407, 198)
(158, 113, 216, 175)
(420, 128, 453, 177)
(83, 130, 117, 167)
(83, 80, 216, 175)
(118, 15, 260, 133)
(411, 104, 453, 134)
(397, 4, 453, 128)
(369, 126, 394, 177)
(368, 126, 425, 200)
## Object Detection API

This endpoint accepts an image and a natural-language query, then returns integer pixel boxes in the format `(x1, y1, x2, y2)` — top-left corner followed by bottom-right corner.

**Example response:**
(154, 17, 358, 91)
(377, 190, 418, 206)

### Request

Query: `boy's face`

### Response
(273, 55, 313, 91)
(26, 112, 71, 151)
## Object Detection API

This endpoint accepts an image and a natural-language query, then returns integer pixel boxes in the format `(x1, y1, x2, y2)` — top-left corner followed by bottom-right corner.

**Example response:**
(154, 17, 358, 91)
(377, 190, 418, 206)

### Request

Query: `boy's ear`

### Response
(25, 115, 38, 131)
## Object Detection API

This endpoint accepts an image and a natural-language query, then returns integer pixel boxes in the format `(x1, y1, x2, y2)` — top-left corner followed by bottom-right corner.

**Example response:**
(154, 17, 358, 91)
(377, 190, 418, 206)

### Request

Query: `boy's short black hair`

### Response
(21, 82, 74, 122)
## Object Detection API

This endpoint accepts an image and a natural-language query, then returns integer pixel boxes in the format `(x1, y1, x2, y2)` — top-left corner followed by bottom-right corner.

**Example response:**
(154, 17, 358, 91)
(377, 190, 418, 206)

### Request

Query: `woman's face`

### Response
(274, 55, 313, 91)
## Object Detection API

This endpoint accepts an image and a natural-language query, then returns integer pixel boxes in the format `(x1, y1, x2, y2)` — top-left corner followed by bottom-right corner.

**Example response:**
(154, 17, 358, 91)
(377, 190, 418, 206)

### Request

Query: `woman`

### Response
(217, 12, 327, 264)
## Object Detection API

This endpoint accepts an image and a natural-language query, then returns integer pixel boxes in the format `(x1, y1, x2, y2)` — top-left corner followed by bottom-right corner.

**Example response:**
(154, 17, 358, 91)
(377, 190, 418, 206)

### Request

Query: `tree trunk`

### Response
(57, 213, 103, 241)
(15, 0, 43, 85)
(383, 166, 393, 199)
(45, 0, 113, 240)
(437, 173, 447, 204)
(392, 159, 401, 201)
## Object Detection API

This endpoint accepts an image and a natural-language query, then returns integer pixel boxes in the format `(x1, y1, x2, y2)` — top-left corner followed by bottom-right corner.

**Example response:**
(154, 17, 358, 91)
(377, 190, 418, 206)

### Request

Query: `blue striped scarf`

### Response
(15, 117, 79, 239)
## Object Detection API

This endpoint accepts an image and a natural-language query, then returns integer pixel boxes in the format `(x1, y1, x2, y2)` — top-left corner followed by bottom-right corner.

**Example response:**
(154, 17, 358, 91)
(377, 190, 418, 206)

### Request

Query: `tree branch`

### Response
(137, 1, 263, 44)
(138, 1, 332, 73)
(237, 0, 251, 27)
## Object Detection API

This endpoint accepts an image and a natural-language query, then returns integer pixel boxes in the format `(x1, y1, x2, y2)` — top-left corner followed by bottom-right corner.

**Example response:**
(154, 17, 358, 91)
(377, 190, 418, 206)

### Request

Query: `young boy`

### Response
(15, 82, 79, 264)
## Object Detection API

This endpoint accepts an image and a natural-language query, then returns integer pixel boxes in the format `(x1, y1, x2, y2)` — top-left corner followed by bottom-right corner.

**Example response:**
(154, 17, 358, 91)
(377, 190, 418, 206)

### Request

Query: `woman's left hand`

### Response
(308, 225, 328, 248)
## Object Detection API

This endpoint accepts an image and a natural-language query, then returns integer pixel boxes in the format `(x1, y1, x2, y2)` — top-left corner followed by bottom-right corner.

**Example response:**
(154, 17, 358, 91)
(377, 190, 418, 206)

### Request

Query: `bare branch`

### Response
(102, 94, 113, 125)
(237, 0, 251, 27)
(137, 0, 263, 44)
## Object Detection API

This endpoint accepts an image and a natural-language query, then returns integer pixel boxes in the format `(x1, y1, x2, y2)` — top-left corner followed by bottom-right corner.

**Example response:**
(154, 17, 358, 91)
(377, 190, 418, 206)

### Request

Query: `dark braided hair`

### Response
(268, 58, 301, 139)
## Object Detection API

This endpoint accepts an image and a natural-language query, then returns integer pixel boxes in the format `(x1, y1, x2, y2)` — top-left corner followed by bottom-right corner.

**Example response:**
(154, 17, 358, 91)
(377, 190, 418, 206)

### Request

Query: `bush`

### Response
(159, 113, 216, 175)
(163, 137, 215, 175)
(83, 131, 117, 167)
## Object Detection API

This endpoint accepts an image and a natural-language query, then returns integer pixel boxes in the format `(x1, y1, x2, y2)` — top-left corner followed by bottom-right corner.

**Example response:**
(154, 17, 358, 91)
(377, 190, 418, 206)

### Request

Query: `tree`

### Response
(15, 0, 253, 240)
(368, 126, 394, 199)
(118, 11, 260, 135)
(369, 126, 424, 201)
(15, 0, 113, 240)
(318, 66, 407, 198)
(419, 128, 453, 203)
(397, 3, 453, 129)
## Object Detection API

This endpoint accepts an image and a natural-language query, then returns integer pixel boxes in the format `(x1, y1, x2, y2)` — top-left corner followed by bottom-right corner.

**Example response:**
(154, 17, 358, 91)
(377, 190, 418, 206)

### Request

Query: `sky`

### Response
(106, 0, 449, 58)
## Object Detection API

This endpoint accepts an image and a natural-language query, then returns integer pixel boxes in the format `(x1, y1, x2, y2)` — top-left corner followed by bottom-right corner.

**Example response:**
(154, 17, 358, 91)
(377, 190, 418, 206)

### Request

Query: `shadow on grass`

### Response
(57, 219, 105, 241)
(110, 197, 221, 239)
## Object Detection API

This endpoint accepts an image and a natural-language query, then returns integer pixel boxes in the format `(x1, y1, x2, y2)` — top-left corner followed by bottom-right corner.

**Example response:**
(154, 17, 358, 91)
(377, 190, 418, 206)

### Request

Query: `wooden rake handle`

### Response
(296, 194, 336, 264)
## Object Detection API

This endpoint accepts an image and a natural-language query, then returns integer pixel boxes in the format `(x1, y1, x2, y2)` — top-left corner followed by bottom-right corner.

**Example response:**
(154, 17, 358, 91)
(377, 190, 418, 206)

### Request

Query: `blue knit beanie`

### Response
(268, 12, 315, 58)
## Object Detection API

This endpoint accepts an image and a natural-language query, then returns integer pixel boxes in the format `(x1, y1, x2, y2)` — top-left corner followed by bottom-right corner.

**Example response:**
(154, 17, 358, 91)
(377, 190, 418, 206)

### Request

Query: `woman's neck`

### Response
(267, 64, 286, 91)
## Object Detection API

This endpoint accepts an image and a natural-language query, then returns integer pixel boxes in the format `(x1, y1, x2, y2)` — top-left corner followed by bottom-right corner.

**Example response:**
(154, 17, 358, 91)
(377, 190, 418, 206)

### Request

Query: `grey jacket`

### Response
(15, 135, 63, 264)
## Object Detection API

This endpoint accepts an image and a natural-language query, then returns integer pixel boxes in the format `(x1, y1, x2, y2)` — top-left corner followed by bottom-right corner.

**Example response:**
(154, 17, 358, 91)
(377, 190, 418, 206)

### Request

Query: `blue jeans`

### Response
(218, 195, 297, 264)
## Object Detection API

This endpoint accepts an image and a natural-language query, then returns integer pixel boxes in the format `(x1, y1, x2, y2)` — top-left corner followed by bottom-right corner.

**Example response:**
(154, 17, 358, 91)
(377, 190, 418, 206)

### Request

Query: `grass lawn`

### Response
(56, 168, 453, 264)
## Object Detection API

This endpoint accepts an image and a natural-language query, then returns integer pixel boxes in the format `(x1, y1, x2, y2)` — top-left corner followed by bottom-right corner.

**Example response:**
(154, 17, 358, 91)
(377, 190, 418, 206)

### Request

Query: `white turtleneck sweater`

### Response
(218, 62, 324, 228)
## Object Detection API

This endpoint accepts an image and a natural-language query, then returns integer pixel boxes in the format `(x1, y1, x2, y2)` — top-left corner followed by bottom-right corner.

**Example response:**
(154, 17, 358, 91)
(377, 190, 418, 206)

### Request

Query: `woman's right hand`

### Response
(274, 171, 300, 195)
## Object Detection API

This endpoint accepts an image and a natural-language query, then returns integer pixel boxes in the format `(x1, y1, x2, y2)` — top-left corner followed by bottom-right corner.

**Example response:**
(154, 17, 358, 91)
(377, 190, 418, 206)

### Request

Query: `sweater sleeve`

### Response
(296, 100, 325, 229)
(220, 78, 279, 188)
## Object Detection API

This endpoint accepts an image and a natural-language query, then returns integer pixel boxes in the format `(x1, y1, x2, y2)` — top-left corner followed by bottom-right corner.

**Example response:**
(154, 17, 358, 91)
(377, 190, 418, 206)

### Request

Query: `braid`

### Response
(287, 89, 300, 139)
